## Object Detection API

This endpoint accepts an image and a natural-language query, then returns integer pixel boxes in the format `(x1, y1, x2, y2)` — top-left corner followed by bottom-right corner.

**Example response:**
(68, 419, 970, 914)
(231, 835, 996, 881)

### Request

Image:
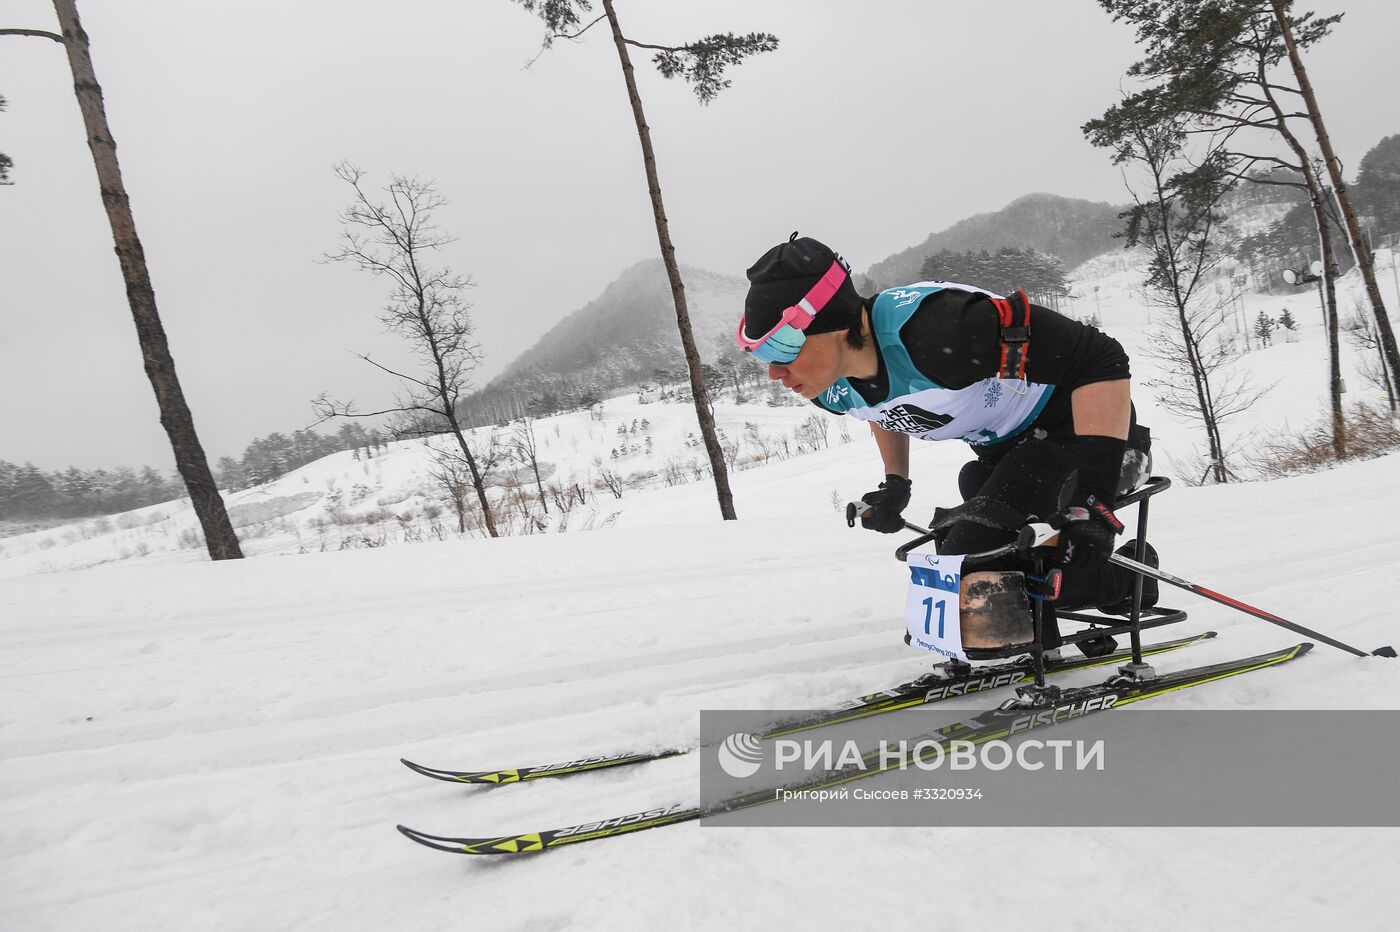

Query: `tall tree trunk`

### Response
(52, 0, 242, 559)
(1310, 188, 1345, 456)
(531, 461, 547, 514)
(601, 0, 737, 520)
(1253, 42, 1345, 453)
(1380, 341, 1398, 412)
(453, 485, 467, 534)
(1272, 0, 1400, 389)
(446, 415, 497, 537)
(1181, 311, 1227, 482)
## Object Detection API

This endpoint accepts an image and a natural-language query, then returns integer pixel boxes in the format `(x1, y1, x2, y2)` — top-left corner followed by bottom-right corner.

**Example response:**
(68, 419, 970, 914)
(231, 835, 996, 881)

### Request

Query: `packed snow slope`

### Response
(2, 445, 1398, 930)
(3, 253, 1399, 930)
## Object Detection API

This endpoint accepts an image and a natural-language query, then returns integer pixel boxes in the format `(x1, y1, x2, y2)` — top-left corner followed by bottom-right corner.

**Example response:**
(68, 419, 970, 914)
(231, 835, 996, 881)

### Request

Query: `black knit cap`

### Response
(742, 233, 862, 341)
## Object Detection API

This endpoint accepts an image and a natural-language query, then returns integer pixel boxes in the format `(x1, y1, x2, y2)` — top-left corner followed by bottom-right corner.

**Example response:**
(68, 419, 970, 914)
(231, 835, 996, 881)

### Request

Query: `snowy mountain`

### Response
(467, 259, 749, 417)
(471, 194, 1125, 415)
(463, 188, 1337, 422)
(861, 193, 1127, 292)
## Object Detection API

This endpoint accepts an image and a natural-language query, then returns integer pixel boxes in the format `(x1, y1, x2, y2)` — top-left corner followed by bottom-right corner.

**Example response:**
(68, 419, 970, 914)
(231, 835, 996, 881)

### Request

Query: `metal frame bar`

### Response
(959, 477, 1179, 682)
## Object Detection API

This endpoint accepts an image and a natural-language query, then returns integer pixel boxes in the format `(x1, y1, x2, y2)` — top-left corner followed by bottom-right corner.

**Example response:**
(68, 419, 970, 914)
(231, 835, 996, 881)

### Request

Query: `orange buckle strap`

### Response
(993, 289, 1030, 381)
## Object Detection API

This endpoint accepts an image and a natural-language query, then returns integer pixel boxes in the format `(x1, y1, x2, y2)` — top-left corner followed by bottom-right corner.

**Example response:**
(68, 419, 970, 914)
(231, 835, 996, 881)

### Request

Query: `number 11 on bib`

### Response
(905, 552, 967, 661)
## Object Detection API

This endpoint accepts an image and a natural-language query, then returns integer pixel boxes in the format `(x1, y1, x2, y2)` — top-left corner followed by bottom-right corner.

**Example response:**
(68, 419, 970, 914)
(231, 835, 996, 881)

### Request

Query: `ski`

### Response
(396, 640, 1310, 856)
(401, 631, 1216, 786)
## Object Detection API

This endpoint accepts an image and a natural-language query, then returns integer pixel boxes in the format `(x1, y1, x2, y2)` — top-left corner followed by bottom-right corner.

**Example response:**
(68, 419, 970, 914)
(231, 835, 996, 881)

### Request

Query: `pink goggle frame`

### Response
(735, 259, 849, 353)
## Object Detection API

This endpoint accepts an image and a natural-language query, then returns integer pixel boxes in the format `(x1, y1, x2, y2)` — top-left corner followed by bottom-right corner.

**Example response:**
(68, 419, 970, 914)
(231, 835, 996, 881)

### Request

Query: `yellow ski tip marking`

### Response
(489, 834, 542, 853)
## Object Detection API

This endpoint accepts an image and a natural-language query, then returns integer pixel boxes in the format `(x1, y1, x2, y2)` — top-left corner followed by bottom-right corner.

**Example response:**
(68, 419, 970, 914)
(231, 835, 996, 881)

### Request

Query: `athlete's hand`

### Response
(859, 475, 912, 534)
(1054, 495, 1123, 568)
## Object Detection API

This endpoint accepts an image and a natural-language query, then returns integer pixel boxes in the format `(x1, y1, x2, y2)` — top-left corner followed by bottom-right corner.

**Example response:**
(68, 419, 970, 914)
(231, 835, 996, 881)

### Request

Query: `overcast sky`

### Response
(2, 0, 1395, 471)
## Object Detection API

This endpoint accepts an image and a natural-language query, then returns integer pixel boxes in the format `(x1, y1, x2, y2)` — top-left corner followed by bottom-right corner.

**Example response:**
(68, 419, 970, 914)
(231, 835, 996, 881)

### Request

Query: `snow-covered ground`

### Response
(2, 254, 1398, 930)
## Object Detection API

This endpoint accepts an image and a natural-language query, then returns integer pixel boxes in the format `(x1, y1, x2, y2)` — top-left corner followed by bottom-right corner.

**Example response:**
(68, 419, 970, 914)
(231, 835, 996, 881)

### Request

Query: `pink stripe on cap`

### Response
(735, 258, 849, 352)
(801, 260, 848, 320)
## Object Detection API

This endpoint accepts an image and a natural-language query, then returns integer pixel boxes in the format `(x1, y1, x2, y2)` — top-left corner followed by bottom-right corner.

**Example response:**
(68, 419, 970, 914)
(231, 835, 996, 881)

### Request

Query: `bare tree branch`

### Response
(0, 27, 64, 42)
(553, 13, 606, 41)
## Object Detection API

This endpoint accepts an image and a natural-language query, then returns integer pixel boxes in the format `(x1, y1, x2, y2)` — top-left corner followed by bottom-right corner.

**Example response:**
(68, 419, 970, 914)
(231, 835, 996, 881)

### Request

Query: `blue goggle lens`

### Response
(748, 324, 806, 365)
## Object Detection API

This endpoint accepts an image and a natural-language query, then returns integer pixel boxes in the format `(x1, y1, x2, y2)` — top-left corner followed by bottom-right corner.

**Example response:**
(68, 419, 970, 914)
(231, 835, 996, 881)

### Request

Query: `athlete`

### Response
(736, 234, 1155, 652)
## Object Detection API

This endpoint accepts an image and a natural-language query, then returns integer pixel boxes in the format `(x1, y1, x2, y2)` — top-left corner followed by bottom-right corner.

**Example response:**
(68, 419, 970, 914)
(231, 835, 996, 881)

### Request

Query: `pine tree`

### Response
(1084, 103, 1265, 483)
(13, 464, 55, 515)
(919, 246, 1070, 305)
(1269, 0, 1398, 392)
(1254, 311, 1276, 347)
(215, 457, 246, 492)
(1092, 0, 1351, 453)
(1353, 135, 1400, 238)
(1278, 308, 1298, 331)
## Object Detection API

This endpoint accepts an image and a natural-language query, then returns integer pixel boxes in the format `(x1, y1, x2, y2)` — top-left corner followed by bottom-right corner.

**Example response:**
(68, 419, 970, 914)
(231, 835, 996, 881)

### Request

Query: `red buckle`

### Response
(991, 290, 1030, 381)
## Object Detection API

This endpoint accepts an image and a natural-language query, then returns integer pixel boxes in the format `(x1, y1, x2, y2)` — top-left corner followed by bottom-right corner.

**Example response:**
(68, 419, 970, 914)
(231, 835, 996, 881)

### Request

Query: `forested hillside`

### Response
(861, 193, 1126, 291)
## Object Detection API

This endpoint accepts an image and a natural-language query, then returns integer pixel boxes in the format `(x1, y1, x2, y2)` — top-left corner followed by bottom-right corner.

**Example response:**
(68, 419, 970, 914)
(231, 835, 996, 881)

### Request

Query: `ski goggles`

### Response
(735, 259, 849, 365)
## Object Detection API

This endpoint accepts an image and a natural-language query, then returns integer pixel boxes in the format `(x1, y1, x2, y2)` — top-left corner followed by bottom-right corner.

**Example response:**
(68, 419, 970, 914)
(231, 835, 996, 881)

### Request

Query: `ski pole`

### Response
(845, 502, 1061, 560)
(1108, 552, 1396, 659)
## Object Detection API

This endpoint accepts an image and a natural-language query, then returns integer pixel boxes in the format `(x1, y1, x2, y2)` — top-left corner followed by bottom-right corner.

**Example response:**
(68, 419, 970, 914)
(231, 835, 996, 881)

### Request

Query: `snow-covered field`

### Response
(2, 257, 1398, 930)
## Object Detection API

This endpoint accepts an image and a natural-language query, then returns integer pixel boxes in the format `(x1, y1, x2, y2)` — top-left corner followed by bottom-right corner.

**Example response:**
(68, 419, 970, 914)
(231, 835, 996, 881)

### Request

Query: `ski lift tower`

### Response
(1281, 260, 1327, 352)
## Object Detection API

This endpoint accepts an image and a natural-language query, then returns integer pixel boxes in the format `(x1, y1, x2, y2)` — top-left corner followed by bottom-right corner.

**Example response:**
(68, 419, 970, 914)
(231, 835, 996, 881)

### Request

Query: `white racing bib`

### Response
(904, 551, 967, 661)
(814, 282, 1054, 447)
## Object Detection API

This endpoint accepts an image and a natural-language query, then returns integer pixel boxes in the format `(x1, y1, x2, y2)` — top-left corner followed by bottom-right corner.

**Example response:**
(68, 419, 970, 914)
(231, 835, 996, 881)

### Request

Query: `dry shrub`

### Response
(1246, 404, 1400, 479)
(339, 533, 387, 550)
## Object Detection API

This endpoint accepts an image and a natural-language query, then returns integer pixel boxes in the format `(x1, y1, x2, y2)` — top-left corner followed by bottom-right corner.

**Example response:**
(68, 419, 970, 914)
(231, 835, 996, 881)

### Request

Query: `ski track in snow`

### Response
(3, 457, 1398, 931)
(3, 266, 1400, 929)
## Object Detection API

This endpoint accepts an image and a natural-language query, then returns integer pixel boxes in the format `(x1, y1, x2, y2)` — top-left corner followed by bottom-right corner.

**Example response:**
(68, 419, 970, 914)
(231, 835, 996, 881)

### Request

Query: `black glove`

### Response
(1055, 495, 1124, 568)
(860, 475, 912, 534)
(1053, 434, 1128, 567)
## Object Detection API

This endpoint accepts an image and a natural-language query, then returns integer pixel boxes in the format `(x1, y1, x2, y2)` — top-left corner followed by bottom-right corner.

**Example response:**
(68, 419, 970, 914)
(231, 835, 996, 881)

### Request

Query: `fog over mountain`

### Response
(472, 192, 1127, 414)
(860, 193, 1127, 292)
(466, 260, 749, 418)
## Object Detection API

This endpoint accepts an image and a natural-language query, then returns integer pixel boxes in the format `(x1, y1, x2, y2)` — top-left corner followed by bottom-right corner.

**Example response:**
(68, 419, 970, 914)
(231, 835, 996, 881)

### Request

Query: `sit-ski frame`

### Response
(889, 476, 1183, 694)
(869, 473, 1392, 694)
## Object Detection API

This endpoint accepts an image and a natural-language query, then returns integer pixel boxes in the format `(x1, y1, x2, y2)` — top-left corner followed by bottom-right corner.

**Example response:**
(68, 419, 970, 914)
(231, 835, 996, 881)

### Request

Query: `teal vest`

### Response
(816, 283, 1053, 446)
